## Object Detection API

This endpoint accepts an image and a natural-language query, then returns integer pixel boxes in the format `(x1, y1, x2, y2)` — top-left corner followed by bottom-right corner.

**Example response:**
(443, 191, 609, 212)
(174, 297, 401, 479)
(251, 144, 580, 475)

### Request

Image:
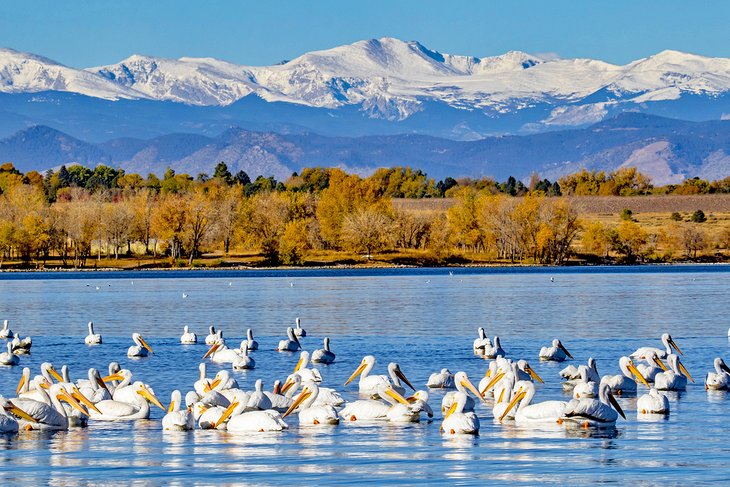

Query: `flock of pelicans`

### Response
(0, 317, 730, 437)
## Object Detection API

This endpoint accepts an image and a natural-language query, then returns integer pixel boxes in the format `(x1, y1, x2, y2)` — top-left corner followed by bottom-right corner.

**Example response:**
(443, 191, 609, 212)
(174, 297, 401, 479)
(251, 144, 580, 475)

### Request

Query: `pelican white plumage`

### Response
(204, 326, 217, 345)
(492, 373, 517, 421)
(311, 337, 335, 364)
(705, 357, 730, 390)
(90, 382, 165, 421)
(0, 320, 13, 340)
(105, 362, 121, 395)
(84, 321, 102, 345)
(600, 357, 650, 395)
(426, 368, 455, 389)
(293, 351, 322, 382)
(572, 366, 599, 399)
(282, 382, 339, 425)
(276, 327, 301, 352)
(14, 383, 89, 431)
(232, 346, 255, 370)
(515, 360, 544, 384)
(223, 404, 288, 433)
(193, 363, 210, 396)
(441, 391, 479, 435)
(406, 390, 434, 419)
(202, 339, 243, 364)
(483, 336, 506, 359)
(343, 355, 387, 395)
(241, 329, 258, 351)
(0, 396, 36, 433)
(0, 342, 19, 366)
(180, 326, 197, 344)
(127, 333, 153, 358)
(77, 369, 111, 404)
(473, 327, 490, 355)
(561, 357, 598, 390)
(655, 354, 694, 391)
(636, 351, 667, 383)
(340, 384, 410, 422)
(162, 390, 194, 430)
(563, 382, 626, 428)
(442, 371, 486, 413)
(631, 333, 682, 360)
(539, 339, 573, 362)
(246, 380, 273, 411)
(499, 381, 568, 424)
(10, 334, 32, 354)
(281, 373, 344, 407)
(16, 367, 47, 402)
(198, 404, 231, 430)
(637, 388, 670, 415)
(293, 317, 306, 337)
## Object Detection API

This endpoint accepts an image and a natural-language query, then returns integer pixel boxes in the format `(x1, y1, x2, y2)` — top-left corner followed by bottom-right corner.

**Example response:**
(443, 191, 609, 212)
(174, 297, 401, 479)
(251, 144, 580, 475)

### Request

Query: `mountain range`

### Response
(1, 37, 730, 183)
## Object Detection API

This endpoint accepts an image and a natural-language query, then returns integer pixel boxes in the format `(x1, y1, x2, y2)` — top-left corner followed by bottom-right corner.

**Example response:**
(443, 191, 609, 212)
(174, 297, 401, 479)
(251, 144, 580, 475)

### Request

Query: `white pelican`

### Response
(492, 373, 517, 421)
(232, 346, 255, 370)
(0, 342, 19, 366)
(705, 357, 730, 390)
(499, 381, 568, 424)
(516, 360, 544, 384)
(478, 360, 500, 394)
(104, 369, 134, 402)
(293, 351, 322, 383)
(0, 319, 13, 339)
(631, 333, 682, 360)
(198, 404, 232, 430)
(16, 368, 47, 402)
(203, 340, 243, 364)
(90, 382, 165, 421)
(600, 357, 650, 395)
(442, 371, 486, 413)
(127, 333, 153, 358)
(180, 326, 197, 344)
(406, 390, 434, 419)
(539, 339, 573, 362)
(204, 326, 218, 345)
(162, 390, 194, 430)
(572, 366, 599, 399)
(210, 370, 239, 392)
(281, 373, 344, 407)
(483, 336, 506, 359)
(311, 337, 335, 364)
(276, 327, 301, 352)
(561, 357, 598, 390)
(344, 355, 410, 395)
(105, 362, 121, 395)
(426, 368, 455, 389)
(473, 327, 490, 355)
(264, 383, 294, 412)
(637, 388, 670, 415)
(77, 369, 111, 404)
(84, 321, 102, 345)
(442, 392, 479, 435)
(241, 329, 258, 351)
(246, 379, 273, 411)
(563, 382, 626, 428)
(282, 382, 339, 425)
(193, 363, 210, 396)
(10, 335, 32, 354)
(655, 354, 694, 391)
(340, 384, 412, 422)
(383, 386, 423, 423)
(0, 396, 36, 433)
(221, 403, 288, 433)
(293, 317, 306, 337)
(636, 351, 667, 383)
(14, 383, 89, 431)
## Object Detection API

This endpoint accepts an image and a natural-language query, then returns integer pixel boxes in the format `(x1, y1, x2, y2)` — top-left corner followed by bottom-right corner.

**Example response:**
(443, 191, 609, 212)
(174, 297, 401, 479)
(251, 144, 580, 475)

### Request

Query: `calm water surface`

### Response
(0, 266, 729, 485)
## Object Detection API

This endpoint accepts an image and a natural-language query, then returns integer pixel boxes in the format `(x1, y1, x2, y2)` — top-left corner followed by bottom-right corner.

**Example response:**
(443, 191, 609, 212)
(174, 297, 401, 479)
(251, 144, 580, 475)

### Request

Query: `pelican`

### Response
(631, 333, 682, 360)
(276, 327, 301, 352)
(344, 355, 414, 395)
(203, 340, 243, 364)
(16, 367, 47, 402)
(127, 333, 153, 358)
(705, 357, 730, 390)
(516, 360, 544, 384)
(441, 392, 479, 435)
(492, 373, 517, 421)
(14, 383, 89, 431)
(483, 336, 506, 359)
(263, 383, 294, 412)
(84, 321, 102, 345)
(473, 327, 490, 355)
(162, 390, 194, 430)
(561, 357, 598, 390)
(246, 380, 273, 411)
(180, 326, 197, 344)
(426, 368, 455, 389)
(0, 342, 19, 366)
(635, 351, 667, 383)
(340, 385, 411, 422)
(539, 339, 573, 362)
(90, 382, 165, 421)
(0, 396, 36, 433)
(281, 373, 344, 407)
(563, 382, 626, 428)
(0, 320, 13, 340)
(210, 370, 239, 392)
(311, 337, 335, 364)
(442, 371, 487, 413)
(204, 326, 218, 345)
(572, 366, 599, 399)
(637, 388, 670, 415)
(221, 403, 288, 433)
(10, 335, 32, 354)
(282, 382, 339, 425)
(406, 390, 434, 419)
(241, 329, 258, 351)
(293, 317, 306, 337)
(655, 354, 694, 391)
(105, 362, 121, 395)
(499, 381, 568, 424)
(232, 346, 255, 370)
(600, 357, 650, 395)
(193, 363, 210, 396)
(77, 369, 111, 404)
(293, 351, 322, 383)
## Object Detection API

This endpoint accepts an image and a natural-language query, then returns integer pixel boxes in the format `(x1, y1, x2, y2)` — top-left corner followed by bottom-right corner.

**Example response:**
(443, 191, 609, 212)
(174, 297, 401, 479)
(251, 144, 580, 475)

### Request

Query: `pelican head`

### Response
(344, 355, 376, 386)
(554, 339, 573, 359)
(454, 371, 486, 403)
(388, 363, 416, 391)
(135, 382, 165, 410)
(132, 333, 153, 353)
(661, 333, 683, 355)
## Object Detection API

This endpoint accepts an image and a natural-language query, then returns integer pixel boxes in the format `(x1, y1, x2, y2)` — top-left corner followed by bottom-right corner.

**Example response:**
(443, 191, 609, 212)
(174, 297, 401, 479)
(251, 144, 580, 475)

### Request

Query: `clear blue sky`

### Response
(1, 0, 728, 67)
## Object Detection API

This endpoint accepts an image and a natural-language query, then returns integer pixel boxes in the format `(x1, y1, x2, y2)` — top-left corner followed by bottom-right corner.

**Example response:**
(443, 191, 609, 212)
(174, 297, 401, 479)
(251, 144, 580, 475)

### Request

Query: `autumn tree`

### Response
(341, 208, 393, 258)
(184, 188, 214, 265)
(151, 193, 187, 259)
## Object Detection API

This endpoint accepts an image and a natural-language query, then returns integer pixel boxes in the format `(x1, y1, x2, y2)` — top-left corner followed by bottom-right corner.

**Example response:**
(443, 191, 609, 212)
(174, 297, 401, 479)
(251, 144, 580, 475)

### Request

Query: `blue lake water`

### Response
(0, 266, 729, 485)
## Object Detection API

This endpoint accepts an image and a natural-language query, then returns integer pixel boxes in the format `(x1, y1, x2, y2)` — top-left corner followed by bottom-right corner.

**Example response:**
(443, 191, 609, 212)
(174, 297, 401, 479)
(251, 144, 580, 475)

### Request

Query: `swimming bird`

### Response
(539, 339, 573, 362)
(219, 402, 288, 433)
(282, 382, 339, 425)
(561, 357, 599, 390)
(203, 339, 244, 364)
(600, 357, 650, 395)
(499, 381, 568, 424)
(406, 390, 434, 419)
(204, 326, 218, 345)
(344, 356, 415, 396)
(246, 379, 273, 411)
(473, 327, 490, 355)
(293, 351, 322, 382)
(281, 373, 344, 407)
(441, 391, 479, 435)
(0, 342, 19, 366)
(0, 396, 36, 433)
(563, 382, 626, 428)
(180, 326, 197, 344)
(442, 371, 487, 413)
(311, 337, 336, 364)
(0, 320, 14, 340)
(193, 363, 211, 396)
(515, 360, 545, 384)
(162, 390, 194, 431)
(426, 368, 455, 389)
(10, 334, 32, 354)
(276, 327, 302, 352)
(340, 384, 411, 422)
(631, 333, 682, 360)
(127, 333, 153, 358)
(232, 346, 255, 370)
(572, 366, 599, 399)
(705, 357, 730, 390)
(483, 336, 506, 359)
(84, 321, 102, 345)
(90, 382, 165, 421)
(14, 383, 89, 431)
(635, 351, 667, 383)
(637, 388, 670, 415)
(655, 354, 694, 391)
(293, 317, 306, 337)
(241, 328, 258, 351)
(76, 369, 112, 404)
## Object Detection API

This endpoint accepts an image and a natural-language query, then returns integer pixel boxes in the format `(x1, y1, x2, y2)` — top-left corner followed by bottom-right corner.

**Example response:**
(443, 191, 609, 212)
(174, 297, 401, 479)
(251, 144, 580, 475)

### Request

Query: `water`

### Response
(0, 266, 728, 485)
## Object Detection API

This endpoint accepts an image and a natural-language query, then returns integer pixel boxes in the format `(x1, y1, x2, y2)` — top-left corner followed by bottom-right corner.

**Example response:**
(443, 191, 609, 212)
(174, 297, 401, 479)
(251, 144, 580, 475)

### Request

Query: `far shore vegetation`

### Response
(0, 161, 729, 270)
